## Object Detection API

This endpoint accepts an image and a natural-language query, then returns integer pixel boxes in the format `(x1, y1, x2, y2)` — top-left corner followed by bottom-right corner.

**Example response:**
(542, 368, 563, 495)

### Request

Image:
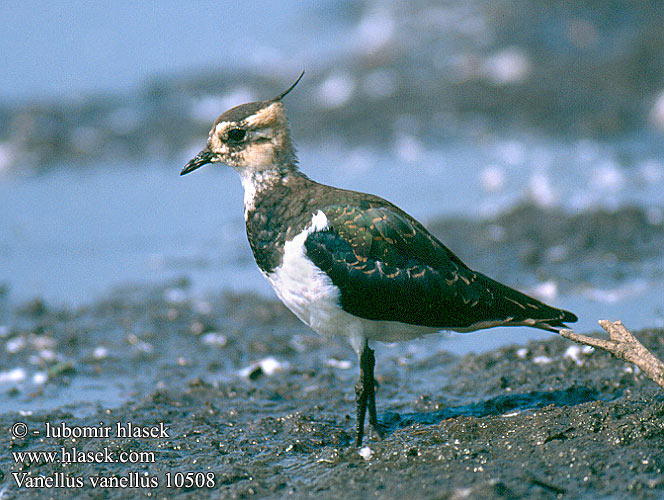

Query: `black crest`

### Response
(270, 71, 305, 102)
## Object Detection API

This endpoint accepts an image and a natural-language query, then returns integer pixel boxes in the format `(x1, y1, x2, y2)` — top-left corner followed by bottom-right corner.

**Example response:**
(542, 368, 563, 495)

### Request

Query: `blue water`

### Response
(2, 134, 663, 342)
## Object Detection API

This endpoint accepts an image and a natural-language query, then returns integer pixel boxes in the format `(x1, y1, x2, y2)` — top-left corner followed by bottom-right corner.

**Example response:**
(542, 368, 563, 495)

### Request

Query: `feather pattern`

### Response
(243, 173, 576, 333)
(304, 202, 577, 332)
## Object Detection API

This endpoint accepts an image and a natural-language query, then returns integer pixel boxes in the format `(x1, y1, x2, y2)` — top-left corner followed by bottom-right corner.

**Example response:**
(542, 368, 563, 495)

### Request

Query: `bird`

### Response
(180, 71, 578, 446)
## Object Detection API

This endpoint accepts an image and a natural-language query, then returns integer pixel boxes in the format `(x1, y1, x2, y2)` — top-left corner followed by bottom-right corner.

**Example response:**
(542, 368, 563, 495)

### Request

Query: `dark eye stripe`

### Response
(227, 128, 246, 142)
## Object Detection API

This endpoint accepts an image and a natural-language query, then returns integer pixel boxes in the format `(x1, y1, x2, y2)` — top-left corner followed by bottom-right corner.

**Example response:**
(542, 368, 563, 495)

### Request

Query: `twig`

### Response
(559, 320, 664, 388)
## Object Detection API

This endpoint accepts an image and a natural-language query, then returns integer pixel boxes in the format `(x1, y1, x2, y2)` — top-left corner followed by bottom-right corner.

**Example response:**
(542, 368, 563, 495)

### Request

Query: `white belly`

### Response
(265, 213, 437, 355)
(266, 223, 357, 341)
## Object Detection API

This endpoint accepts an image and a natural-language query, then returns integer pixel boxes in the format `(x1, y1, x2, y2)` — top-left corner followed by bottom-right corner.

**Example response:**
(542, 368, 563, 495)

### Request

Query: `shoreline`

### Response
(2, 279, 663, 498)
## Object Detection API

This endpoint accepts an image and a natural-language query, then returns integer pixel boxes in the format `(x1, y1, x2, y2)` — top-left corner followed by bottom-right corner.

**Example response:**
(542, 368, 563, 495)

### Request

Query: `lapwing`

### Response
(181, 72, 578, 446)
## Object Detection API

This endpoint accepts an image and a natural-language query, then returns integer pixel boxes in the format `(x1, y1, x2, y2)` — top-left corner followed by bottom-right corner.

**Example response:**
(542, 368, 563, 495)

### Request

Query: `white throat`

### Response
(239, 168, 280, 217)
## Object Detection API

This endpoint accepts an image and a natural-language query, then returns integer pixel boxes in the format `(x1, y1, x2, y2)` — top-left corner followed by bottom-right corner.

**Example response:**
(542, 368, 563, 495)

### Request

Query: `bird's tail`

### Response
(477, 273, 578, 333)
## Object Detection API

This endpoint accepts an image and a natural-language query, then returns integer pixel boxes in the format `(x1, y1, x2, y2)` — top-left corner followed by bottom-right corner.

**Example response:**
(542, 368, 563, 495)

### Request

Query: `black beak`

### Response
(181, 149, 214, 176)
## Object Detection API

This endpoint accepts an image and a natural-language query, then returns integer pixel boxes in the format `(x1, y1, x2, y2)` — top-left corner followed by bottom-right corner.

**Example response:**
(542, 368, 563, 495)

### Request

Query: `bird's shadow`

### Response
(378, 386, 610, 437)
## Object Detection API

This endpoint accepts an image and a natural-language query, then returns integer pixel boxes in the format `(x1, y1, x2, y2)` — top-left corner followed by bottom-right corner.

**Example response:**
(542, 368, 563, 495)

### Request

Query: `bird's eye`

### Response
(227, 128, 246, 142)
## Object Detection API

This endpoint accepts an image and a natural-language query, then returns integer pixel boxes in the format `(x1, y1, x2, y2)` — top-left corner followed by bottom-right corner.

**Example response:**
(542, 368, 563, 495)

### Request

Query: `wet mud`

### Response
(1, 269, 664, 499)
(1, 203, 663, 499)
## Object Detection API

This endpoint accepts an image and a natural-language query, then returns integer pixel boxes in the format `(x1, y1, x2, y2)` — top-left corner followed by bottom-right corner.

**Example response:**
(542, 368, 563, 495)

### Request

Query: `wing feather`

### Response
(305, 205, 577, 331)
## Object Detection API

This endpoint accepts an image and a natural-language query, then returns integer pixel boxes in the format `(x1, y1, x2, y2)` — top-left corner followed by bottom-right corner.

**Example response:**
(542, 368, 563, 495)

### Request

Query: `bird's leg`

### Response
(355, 340, 383, 446)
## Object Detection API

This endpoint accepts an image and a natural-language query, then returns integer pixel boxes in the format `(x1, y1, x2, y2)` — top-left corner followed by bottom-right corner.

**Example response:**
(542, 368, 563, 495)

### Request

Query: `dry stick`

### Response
(559, 320, 664, 388)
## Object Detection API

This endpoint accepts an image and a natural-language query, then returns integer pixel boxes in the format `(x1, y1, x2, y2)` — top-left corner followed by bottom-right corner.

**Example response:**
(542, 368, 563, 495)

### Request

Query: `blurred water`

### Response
(2, 134, 663, 339)
(0, 162, 260, 306)
(2, 0, 664, 358)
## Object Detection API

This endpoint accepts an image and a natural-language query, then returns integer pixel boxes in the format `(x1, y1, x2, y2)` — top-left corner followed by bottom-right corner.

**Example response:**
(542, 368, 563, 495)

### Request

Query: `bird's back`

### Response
(245, 173, 577, 333)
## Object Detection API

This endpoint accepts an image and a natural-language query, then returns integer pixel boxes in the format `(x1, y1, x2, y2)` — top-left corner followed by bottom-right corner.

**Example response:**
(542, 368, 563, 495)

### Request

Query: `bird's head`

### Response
(181, 71, 304, 177)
